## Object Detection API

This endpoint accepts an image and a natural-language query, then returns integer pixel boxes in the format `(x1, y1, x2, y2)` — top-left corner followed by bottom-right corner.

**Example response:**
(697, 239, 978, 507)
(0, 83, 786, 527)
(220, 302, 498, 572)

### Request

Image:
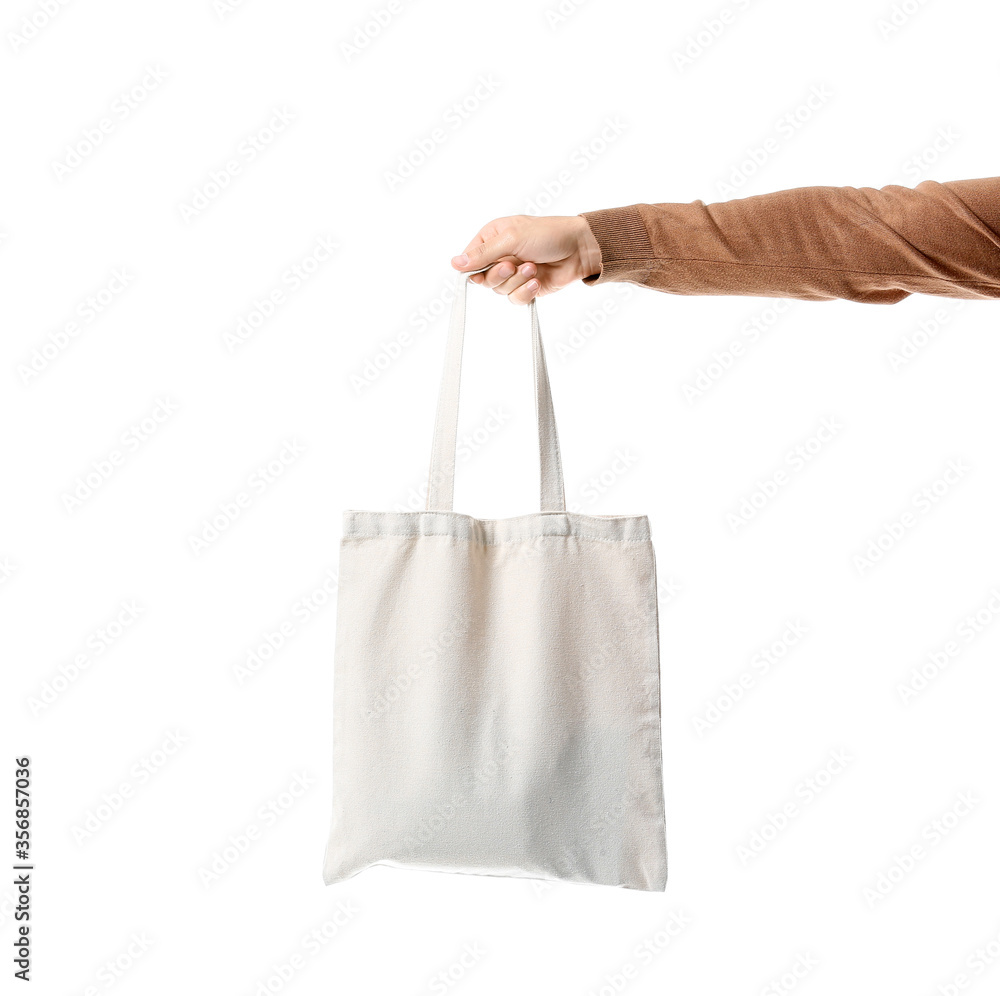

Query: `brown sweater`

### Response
(579, 177, 1000, 304)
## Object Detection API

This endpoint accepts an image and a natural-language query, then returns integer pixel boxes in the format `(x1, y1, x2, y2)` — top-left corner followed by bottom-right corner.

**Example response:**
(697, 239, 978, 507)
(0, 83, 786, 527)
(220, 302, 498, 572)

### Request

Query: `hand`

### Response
(451, 215, 602, 304)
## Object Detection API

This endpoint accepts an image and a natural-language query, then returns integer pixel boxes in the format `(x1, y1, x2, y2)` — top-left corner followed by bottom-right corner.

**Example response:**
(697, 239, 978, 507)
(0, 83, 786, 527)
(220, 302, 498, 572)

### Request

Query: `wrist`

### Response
(572, 215, 602, 282)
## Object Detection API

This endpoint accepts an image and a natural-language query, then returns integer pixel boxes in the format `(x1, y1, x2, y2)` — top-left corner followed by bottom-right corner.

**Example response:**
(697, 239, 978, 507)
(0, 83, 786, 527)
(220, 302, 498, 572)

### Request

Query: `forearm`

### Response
(579, 177, 1000, 304)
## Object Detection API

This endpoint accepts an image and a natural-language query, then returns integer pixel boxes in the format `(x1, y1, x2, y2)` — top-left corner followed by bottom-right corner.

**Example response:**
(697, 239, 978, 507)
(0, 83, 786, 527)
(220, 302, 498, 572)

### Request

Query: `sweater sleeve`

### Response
(579, 177, 1000, 304)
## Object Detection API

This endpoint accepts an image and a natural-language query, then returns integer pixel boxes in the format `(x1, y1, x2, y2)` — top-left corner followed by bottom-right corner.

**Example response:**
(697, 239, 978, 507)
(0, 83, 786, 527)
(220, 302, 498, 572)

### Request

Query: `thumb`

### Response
(451, 226, 519, 272)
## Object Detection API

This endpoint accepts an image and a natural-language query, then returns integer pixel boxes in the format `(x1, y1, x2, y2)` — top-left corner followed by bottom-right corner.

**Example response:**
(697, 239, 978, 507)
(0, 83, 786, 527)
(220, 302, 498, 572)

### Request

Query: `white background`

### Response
(2, 0, 999, 993)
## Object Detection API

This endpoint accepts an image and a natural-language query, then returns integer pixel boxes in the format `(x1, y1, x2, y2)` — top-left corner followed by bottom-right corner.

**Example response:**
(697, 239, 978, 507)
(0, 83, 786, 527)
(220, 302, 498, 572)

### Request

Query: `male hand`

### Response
(451, 215, 602, 304)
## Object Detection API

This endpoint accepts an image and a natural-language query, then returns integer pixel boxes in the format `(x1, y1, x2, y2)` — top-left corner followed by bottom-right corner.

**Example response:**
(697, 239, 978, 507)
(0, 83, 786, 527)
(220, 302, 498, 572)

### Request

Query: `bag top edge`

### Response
(341, 509, 650, 523)
(339, 509, 653, 545)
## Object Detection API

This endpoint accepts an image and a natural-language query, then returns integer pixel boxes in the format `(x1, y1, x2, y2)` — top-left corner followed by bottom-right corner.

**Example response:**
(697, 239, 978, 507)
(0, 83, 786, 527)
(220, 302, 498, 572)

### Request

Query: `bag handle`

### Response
(426, 268, 566, 513)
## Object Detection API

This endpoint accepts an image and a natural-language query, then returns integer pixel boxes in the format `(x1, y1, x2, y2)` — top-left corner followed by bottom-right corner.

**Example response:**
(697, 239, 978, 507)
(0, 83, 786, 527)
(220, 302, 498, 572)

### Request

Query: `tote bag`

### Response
(323, 270, 667, 891)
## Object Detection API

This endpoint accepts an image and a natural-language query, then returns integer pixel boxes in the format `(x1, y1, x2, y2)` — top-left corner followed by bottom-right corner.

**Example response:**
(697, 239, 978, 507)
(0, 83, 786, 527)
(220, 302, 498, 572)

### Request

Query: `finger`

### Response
(507, 278, 540, 306)
(451, 222, 519, 272)
(491, 261, 536, 296)
(467, 256, 519, 287)
(467, 260, 512, 286)
(481, 257, 521, 288)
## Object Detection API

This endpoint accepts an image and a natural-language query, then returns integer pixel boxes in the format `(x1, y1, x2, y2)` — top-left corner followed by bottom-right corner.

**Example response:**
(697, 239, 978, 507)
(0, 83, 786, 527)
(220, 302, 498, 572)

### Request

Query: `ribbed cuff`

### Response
(579, 206, 656, 286)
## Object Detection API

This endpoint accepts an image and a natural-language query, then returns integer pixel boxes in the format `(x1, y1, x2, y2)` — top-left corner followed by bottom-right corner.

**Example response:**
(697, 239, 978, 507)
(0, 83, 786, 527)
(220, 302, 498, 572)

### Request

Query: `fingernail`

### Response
(526, 279, 539, 292)
(452, 254, 469, 267)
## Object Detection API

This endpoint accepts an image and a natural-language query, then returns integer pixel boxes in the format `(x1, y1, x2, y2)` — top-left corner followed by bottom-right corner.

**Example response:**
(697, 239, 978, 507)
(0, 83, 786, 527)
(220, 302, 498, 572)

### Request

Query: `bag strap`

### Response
(426, 268, 566, 513)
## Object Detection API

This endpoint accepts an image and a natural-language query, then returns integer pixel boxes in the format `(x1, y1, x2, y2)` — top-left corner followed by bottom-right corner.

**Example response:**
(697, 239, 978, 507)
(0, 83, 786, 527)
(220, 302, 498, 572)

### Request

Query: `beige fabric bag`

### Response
(323, 271, 667, 890)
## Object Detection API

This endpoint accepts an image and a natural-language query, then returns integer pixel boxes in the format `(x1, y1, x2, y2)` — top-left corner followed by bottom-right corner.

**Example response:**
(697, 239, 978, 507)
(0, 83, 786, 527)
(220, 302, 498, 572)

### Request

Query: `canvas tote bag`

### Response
(323, 270, 667, 891)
